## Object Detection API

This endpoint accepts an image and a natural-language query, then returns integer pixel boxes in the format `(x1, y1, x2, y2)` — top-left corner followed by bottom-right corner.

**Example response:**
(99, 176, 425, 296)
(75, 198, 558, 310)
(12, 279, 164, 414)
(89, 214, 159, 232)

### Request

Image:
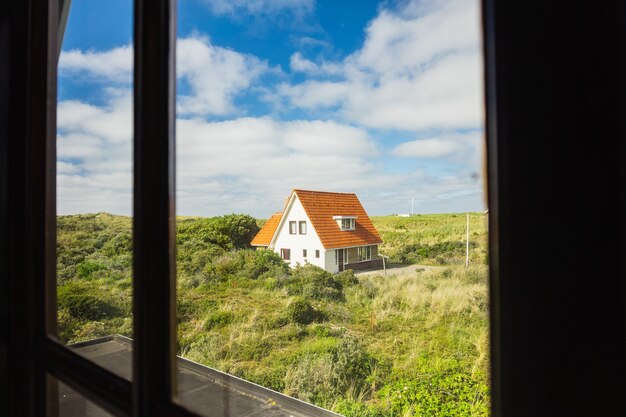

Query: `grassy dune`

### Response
(57, 212, 490, 416)
(373, 213, 488, 265)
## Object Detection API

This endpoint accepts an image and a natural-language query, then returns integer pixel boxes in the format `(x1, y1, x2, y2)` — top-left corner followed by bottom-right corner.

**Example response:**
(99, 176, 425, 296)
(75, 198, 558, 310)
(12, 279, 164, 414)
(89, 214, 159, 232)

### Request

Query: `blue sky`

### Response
(57, 0, 484, 217)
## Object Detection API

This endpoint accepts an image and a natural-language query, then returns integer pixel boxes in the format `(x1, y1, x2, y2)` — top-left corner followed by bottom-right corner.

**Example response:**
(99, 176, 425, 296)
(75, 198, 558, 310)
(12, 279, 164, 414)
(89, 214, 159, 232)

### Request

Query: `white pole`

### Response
(382, 255, 386, 277)
(411, 197, 414, 216)
(466, 212, 470, 267)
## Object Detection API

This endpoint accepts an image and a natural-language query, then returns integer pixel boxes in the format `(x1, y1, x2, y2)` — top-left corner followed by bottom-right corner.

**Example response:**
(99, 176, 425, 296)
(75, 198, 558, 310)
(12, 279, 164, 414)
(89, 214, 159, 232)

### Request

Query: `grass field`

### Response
(373, 213, 488, 266)
(56, 212, 490, 416)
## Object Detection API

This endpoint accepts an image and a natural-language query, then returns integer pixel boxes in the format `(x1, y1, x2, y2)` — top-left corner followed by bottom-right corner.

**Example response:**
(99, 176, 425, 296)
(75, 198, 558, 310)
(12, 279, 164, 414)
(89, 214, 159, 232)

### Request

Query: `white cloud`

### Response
(177, 35, 270, 116)
(279, 0, 483, 131)
(175, 117, 387, 215)
(392, 138, 464, 158)
(278, 81, 349, 108)
(55, 89, 396, 215)
(289, 52, 342, 76)
(391, 132, 480, 159)
(57, 162, 80, 175)
(57, 92, 133, 215)
(290, 52, 319, 73)
(59, 45, 133, 83)
(56, 100, 485, 215)
(58, 35, 271, 117)
(201, 0, 314, 19)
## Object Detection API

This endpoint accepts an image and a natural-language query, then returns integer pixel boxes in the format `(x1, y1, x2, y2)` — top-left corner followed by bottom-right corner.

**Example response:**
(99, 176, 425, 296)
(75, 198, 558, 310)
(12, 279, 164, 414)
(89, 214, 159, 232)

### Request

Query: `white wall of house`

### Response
(324, 249, 339, 273)
(271, 195, 326, 269)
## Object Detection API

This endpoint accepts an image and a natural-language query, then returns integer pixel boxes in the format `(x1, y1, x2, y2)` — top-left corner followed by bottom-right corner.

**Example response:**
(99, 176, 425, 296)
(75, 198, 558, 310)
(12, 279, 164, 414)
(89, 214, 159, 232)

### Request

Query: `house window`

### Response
(315, 250, 320, 258)
(341, 218, 355, 230)
(358, 246, 372, 261)
(299, 221, 307, 234)
(289, 221, 297, 234)
(280, 248, 291, 260)
(303, 249, 307, 257)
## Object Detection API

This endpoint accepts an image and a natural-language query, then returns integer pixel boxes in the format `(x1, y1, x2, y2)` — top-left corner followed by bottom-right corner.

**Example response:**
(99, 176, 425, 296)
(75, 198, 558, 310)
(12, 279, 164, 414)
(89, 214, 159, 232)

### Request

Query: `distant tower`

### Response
(411, 197, 414, 216)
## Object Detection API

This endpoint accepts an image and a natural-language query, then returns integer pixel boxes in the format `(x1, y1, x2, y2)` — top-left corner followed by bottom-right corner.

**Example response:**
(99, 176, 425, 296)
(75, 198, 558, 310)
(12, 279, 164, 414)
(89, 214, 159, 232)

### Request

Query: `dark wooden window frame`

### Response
(2, 0, 626, 416)
(289, 221, 296, 234)
(299, 220, 306, 235)
(0, 0, 198, 415)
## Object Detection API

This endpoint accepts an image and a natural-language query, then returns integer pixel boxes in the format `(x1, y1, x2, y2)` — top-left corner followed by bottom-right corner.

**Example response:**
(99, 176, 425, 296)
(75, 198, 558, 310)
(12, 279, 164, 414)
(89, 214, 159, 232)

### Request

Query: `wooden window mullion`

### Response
(133, 0, 177, 415)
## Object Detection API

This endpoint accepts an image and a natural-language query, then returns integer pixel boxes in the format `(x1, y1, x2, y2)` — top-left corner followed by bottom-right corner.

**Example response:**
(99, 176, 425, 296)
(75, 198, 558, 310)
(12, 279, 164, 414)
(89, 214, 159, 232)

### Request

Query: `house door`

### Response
(337, 249, 344, 271)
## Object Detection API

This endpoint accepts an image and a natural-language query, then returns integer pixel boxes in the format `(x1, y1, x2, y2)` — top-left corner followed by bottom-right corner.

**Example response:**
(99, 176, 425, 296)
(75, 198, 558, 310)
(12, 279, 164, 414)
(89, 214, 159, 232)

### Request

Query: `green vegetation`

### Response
(374, 213, 488, 265)
(57, 212, 489, 416)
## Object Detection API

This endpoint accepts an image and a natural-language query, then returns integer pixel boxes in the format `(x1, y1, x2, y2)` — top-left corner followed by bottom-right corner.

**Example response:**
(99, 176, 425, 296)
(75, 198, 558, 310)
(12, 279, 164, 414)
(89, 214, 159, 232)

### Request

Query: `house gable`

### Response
(294, 189, 382, 249)
(268, 193, 325, 268)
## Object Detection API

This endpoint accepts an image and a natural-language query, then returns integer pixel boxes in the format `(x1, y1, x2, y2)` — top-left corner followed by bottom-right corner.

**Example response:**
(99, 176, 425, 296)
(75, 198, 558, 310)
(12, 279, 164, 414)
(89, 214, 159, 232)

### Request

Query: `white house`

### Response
(251, 189, 383, 273)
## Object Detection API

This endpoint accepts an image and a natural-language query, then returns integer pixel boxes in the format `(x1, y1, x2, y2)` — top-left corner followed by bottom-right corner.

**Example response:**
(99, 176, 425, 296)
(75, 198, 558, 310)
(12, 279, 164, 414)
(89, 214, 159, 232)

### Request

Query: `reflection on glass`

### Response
(56, 0, 133, 379)
(52, 376, 114, 417)
(176, 0, 489, 416)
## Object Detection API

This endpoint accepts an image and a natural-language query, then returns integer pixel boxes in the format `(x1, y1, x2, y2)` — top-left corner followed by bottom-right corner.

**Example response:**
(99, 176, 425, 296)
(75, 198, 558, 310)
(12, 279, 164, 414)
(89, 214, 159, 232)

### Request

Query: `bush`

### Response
(286, 264, 345, 301)
(283, 354, 335, 405)
(211, 251, 244, 280)
(58, 293, 122, 321)
(215, 214, 261, 249)
(229, 334, 271, 361)
(379, 361, 489, 417)
(335, 269, 359, 287)
(332, 335, 377, 393)
(244, 367, 286, 392)
(285, 298, 326, 325)
(203, 311, 235, 330)
(101, 231, 132, 257)
(77, 259, 107, 279)
(333, 400, 385, 417)
(237, 249, 289, 280)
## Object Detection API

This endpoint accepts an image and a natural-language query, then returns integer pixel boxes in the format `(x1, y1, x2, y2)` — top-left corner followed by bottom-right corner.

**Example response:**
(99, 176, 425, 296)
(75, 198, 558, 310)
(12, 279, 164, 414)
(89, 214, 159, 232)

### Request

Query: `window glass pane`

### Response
(176, 0, 488, 416)
(56, 0, 133, 379)
(50, 375, 114, 417)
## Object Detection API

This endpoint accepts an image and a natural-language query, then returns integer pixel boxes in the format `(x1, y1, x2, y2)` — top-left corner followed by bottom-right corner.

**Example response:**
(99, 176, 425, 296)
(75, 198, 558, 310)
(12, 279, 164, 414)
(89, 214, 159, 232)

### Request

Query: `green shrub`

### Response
(215, 214, 261, 249)
(283, 354, 335, 405)
(286, 264, 345, 301)
(229, 335, 271, 361)
(285, 298, 326, 325)
(203, 311, 234, 330)
(263, 276, 279, 290)
(310, 324, 346, 338)
(101, 231, 132, 256)
(333, 400, 385, 417)
(245, 367, 286, 392)
(58, 293, 122, 321)
(211, 251, 244, 280)
(77, 259, 107, 279)
(237, 249, 289, 280)
(335, 269, 359, 287)
(332, 336, 376, 393)
(379, 361, 489, 417)
(177, 296, 217, 321)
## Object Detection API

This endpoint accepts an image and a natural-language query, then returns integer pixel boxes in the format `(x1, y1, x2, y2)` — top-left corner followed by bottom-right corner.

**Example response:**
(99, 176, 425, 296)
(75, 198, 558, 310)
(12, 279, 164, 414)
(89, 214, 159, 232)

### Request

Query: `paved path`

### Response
(354, 263, 445, 277)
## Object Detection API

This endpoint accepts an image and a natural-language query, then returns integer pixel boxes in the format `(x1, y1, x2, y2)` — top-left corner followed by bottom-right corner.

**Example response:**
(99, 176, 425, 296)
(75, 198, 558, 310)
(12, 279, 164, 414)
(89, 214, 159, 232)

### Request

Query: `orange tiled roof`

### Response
(251, 212, 282, 246)
(294, 189, 382, 249)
